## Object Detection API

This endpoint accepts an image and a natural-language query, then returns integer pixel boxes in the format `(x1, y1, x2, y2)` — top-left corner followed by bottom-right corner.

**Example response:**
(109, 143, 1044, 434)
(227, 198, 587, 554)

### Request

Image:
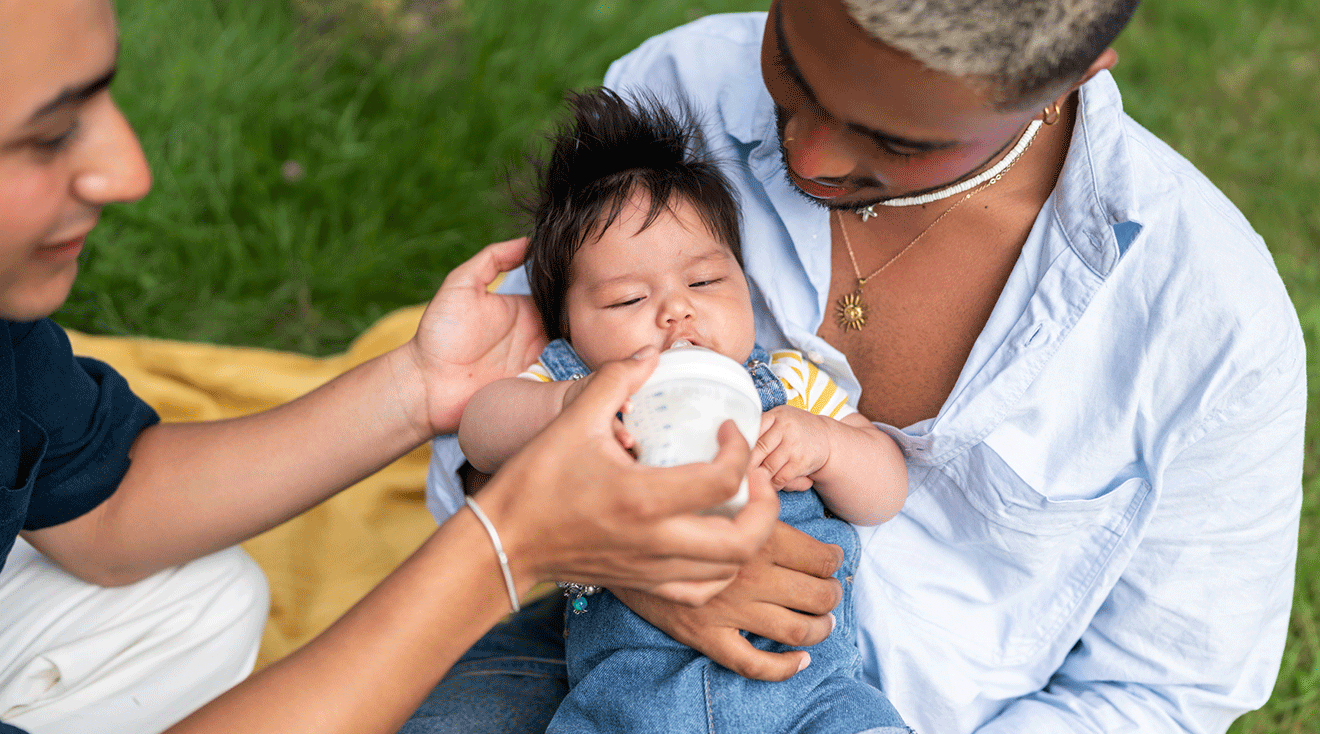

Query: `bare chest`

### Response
(817, 207, 1032, 428)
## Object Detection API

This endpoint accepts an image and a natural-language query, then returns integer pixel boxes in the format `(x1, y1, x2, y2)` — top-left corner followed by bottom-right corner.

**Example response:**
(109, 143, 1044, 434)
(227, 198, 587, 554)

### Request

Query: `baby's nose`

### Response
(660, 297, 696, 324)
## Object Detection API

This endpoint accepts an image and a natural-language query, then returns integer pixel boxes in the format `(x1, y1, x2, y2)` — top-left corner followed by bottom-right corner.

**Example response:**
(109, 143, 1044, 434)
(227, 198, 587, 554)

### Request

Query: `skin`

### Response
(461, 191, 906, 527)
(0, 0, 781, 730)
(625, 0, 1120, 682)
(0, 0, 149, 321)
(765, 0, 1100, 210)
(563, 192, 757, 371)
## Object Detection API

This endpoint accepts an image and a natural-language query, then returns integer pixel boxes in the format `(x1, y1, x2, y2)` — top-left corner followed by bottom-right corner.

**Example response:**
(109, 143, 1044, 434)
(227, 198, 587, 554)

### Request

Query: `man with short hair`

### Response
(421, 1, 1305, 732)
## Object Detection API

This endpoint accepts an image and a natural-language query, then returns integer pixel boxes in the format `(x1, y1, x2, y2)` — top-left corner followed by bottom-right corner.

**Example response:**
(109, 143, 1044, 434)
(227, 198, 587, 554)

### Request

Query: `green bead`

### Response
(572, 597, 588, 612)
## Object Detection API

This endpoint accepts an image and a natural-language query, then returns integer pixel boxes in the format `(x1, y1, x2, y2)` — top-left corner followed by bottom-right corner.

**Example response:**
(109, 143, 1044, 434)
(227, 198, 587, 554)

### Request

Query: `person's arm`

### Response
(459, 376, 575, 474)
(166, 351, 781, 734)
(752, 408, 906, 526)
(22, 238, 548, 586)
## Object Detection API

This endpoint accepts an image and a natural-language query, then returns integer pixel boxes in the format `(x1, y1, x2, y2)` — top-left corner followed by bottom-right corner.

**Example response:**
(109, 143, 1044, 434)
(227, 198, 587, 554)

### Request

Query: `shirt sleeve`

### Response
(976, 346, 1306, 734)
(12, 320, 159, 530)
(769, 350, 856, 420)
(519, 361, 553, 382)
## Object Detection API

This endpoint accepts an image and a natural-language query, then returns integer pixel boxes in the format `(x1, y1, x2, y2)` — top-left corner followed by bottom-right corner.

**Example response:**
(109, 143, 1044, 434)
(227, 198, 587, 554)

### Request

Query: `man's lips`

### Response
(34, 234, 86, 261)
(787, 169, 852, 200)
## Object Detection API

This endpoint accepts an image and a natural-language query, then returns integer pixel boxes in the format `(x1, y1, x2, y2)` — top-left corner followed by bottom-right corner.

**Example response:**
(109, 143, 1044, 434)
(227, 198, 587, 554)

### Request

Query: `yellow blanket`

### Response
(66, 306, 438, 669)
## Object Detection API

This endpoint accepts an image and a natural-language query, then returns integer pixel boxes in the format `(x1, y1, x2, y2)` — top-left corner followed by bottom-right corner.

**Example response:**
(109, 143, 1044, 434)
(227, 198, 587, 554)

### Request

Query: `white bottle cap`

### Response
(635, 344, 759, 407)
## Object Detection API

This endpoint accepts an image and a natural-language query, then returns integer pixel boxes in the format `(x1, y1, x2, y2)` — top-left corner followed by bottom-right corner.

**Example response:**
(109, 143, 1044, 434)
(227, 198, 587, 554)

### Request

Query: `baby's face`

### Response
(564, 193, 755, 370)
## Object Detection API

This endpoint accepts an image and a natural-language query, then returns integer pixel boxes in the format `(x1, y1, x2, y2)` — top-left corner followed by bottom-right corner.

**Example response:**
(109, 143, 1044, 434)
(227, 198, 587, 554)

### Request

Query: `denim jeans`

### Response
(399, 594, 569, 734)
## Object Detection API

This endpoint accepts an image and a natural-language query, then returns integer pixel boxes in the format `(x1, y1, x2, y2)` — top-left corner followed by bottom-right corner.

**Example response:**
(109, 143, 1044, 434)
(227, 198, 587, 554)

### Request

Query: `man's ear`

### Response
(1040, 48, 1119, 115)
(1077, 47, 1119, 88)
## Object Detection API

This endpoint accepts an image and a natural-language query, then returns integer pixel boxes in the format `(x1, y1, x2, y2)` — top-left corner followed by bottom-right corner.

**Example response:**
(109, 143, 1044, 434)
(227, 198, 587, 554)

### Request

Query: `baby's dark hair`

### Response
(525, 88, 743, 342)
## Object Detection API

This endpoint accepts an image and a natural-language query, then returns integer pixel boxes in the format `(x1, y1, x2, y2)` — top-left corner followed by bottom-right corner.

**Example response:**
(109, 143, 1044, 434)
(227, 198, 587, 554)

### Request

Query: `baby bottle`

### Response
(622, 341, 762, 517)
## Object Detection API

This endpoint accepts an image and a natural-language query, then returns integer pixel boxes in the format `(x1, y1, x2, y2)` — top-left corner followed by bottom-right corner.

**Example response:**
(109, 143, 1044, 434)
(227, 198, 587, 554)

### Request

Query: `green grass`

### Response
(1108, 1, 1320, 730)
(67, 0, 757, 353)
(63, 0, 1319, 729)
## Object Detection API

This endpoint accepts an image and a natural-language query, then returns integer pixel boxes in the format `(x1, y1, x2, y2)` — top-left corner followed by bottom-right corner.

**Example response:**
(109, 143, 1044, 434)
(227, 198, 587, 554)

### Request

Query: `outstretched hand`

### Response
(407, 237, 548, 436)
(474, 347, 780, 607)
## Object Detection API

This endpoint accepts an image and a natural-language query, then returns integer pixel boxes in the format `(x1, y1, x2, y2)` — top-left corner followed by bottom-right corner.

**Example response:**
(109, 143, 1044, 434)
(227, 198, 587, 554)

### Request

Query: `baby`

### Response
(459, 89, 911, 734)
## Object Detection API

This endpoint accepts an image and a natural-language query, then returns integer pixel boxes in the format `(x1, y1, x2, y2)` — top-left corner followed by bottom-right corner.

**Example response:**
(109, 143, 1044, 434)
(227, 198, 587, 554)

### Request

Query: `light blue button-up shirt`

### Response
(429, 13, 1306, 734)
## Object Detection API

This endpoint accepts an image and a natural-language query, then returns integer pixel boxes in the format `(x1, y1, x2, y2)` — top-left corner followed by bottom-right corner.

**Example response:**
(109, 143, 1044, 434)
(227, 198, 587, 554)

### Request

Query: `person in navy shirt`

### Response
(0, 1, 779, 732)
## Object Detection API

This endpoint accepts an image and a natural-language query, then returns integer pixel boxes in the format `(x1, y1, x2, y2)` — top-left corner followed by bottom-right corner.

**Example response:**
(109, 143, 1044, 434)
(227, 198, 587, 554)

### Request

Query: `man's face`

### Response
(0, 0, 151, 321)
(564, 193, 756, 371)
(762, 0, 1038, 211)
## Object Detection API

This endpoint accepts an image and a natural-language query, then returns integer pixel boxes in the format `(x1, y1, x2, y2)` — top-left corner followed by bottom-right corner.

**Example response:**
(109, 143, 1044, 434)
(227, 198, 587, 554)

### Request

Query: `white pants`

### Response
(0, 538, 269, 734)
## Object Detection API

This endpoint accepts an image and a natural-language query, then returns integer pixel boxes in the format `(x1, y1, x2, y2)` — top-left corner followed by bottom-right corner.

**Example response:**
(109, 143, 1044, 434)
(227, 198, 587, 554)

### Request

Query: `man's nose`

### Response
(782, 111, 858, 182)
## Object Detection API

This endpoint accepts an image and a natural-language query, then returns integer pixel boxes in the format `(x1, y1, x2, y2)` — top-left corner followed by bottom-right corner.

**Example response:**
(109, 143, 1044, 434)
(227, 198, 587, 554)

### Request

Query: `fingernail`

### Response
(632, 345, 657, 360)
(621, 399, 633, 414)
(828, 612, 836, 634)
(796, 653, 811, 673)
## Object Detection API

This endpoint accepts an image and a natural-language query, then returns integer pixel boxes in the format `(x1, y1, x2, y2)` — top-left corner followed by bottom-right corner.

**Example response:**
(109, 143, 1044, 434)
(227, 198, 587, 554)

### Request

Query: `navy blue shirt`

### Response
(1, 319, 159, 572)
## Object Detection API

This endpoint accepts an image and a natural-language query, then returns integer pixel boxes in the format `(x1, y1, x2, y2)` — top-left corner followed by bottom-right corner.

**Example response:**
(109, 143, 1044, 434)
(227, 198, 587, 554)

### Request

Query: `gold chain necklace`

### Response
(833, 131, 1037, 331)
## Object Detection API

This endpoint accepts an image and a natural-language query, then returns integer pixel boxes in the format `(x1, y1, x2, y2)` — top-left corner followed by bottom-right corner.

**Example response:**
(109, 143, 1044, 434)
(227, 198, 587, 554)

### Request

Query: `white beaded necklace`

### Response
(856, 119, 1043, 221)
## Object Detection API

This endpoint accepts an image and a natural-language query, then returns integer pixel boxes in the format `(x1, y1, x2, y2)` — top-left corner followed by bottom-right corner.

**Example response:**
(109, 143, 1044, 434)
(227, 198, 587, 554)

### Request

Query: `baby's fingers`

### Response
(780, 476, 813, 491)
(751, 423, 784, 471)
(612, 419, 635, 450)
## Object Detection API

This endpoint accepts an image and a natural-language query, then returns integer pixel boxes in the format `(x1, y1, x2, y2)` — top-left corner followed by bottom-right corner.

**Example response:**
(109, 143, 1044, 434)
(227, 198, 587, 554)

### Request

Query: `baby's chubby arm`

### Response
(751, 408, 907, 526)
(459, 376, 582, 474)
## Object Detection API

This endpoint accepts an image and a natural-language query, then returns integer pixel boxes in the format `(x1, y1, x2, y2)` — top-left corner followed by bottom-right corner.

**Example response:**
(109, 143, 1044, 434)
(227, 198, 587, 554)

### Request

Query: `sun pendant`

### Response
(835, 291, 868, 331)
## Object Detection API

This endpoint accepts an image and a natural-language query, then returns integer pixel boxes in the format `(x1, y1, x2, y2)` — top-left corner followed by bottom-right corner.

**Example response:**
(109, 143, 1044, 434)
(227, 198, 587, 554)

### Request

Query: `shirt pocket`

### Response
(863, 442, 1149, 670)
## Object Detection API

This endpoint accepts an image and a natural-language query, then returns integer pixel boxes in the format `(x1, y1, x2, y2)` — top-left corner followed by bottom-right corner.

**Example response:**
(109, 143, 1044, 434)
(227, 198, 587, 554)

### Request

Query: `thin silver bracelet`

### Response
(465, 495, 520, 613)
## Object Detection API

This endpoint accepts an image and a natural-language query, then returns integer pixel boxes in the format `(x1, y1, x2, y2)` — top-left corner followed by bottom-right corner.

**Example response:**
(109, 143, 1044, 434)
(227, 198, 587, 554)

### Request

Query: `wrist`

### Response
(464, 495, 521, 612)
(557, 376, 585, 412)
(468, 467, 548, 597)
(387, 339, 451, 441)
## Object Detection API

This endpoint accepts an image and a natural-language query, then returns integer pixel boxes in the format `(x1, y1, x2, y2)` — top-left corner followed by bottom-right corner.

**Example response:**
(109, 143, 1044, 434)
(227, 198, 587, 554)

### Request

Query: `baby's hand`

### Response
(750, 405, 831, 491)
(562, 374, 635, 451)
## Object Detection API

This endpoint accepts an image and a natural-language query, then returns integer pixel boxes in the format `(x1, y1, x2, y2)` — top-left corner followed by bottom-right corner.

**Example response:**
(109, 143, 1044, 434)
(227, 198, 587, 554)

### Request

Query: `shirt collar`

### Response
(1052, 70, 1144, 277)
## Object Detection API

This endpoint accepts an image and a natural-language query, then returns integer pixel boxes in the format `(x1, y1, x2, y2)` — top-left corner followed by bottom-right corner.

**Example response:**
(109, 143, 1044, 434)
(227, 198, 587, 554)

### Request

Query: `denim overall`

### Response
(401, 341, 909, 734)
(539, 340, 907, 734)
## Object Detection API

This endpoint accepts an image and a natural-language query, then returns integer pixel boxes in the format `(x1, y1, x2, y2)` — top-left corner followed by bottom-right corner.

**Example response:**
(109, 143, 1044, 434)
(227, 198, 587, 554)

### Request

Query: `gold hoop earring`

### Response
(1042, 103, 1061, 125)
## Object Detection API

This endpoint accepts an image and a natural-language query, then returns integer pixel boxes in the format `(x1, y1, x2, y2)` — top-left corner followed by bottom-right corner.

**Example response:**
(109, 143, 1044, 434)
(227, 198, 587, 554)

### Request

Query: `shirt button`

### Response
(807, 350, 824, 364)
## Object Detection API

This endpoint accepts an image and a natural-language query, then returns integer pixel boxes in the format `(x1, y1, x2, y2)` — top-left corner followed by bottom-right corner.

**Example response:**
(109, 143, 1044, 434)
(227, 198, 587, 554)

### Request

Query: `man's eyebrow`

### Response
(23, 65, 118, 126)
(771, 3, 957, 153)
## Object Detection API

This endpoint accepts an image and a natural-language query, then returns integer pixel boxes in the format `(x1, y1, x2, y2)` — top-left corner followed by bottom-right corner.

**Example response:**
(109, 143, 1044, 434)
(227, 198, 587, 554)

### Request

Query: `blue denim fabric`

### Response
(399, 594, 569, 734)
(551, 490, 907, 734)
(401, 340, 910, 733)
